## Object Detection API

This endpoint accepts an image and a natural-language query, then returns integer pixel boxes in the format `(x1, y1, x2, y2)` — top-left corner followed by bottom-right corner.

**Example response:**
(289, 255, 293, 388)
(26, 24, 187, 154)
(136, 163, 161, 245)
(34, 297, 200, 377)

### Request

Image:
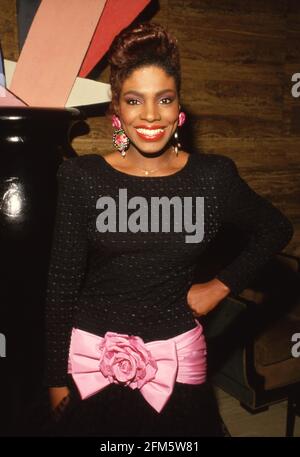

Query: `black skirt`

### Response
(27, 376, 226, 437)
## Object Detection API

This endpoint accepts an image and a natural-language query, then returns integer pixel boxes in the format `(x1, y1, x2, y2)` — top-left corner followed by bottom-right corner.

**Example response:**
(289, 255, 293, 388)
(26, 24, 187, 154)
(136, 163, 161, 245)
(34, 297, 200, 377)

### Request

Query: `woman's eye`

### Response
(125, 97, 173, 105)
(126, 99, 140, 105)
(160, 97, 173, 104)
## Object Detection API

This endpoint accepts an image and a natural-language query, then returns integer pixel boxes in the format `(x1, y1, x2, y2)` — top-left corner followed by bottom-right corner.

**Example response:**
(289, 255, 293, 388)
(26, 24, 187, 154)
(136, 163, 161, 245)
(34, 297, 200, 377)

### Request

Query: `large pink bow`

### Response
(68, 324, 206, 413)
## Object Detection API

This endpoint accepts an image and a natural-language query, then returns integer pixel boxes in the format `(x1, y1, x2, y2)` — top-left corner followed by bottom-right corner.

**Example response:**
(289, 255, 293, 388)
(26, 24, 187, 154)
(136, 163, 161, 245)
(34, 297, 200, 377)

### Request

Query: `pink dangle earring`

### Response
(174, 111, 186, 157)
(112, 114, 130, 158)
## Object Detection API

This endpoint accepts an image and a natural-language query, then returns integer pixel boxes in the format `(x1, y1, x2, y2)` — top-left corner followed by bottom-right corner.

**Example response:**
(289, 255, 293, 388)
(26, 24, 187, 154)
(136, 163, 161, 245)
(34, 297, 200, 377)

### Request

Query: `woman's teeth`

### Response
(136, 128, 164, 136)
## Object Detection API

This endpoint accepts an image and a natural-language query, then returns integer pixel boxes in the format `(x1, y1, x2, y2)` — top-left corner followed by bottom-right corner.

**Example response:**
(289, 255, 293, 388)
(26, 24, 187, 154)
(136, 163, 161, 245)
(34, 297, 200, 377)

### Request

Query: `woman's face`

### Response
(116, 65, 180, 155)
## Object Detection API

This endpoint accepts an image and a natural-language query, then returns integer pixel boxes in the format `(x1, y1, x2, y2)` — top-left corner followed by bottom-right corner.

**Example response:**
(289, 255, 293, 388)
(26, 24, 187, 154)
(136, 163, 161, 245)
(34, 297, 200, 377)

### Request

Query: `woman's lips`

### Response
(135, 127, 166, 141)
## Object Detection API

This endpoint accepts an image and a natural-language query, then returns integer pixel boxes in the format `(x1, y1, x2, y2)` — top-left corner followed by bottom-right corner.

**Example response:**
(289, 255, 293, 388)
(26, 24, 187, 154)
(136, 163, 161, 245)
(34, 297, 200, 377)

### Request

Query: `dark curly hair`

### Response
(107, 22, 181, 115)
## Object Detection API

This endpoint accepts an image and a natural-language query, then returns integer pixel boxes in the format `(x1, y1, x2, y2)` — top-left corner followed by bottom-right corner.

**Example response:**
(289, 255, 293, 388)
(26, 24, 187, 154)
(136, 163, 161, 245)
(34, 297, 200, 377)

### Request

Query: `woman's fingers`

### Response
(52, 394, 71, 422)
(49, 386, 70, 410)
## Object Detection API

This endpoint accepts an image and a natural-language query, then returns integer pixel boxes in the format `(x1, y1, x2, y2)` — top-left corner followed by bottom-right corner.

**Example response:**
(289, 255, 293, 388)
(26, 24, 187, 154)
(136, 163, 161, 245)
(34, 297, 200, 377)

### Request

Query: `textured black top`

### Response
(44, 152, 293, 386)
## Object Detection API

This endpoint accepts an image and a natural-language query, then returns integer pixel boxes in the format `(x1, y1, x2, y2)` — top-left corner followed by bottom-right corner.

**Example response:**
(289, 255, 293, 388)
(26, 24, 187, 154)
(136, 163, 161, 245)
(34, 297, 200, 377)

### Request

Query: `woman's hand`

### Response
(186, 278, 230, 317)
(49, 386, 70, 411)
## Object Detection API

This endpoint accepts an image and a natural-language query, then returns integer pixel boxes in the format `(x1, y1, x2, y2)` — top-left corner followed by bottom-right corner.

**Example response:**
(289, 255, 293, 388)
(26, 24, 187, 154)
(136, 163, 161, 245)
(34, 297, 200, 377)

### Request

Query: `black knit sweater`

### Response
(44, 152, 293, 386)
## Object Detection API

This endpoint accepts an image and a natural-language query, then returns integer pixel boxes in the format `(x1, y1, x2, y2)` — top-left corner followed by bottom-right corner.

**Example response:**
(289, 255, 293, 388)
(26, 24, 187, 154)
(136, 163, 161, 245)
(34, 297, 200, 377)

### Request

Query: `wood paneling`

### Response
(0, 0, 299, 254)
(0, 0, 18, 61)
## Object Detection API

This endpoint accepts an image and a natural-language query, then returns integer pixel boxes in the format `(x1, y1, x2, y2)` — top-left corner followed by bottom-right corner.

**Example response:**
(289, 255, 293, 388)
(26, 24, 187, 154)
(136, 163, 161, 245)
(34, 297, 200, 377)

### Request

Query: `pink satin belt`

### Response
(68, 320, 207, 413)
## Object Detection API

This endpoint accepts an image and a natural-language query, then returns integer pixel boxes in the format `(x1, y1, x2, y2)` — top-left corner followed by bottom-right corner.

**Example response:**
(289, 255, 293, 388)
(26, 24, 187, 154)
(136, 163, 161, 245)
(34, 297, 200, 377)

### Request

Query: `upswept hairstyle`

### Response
(107, 22, 181, 114)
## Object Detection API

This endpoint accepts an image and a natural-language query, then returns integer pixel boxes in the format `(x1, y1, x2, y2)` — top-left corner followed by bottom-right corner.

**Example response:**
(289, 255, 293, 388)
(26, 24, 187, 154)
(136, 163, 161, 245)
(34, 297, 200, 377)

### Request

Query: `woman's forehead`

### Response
(121, 66, 177, 92)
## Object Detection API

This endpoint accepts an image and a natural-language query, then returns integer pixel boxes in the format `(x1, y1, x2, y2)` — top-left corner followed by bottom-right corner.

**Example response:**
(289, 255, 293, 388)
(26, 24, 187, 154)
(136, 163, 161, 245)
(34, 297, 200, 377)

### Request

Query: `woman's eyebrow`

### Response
(123, 89, 176, 96)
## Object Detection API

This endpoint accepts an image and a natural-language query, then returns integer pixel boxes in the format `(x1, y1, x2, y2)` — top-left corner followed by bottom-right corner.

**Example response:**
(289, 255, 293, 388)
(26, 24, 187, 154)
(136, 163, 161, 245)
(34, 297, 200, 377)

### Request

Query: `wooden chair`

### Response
(203, 251, 300, 436)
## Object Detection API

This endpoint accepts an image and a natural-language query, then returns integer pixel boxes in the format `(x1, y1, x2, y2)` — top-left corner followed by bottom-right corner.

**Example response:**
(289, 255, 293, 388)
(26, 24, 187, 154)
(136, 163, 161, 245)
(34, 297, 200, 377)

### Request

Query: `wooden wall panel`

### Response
(0, 0, 18, 61)
(0, 0, 299, 255)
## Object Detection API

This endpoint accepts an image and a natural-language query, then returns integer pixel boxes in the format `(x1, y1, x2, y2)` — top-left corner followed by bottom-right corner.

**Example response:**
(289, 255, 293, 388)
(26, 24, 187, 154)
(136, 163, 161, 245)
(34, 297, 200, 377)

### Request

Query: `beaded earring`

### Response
(174, 111, 186, 156)
(112, 115, 130, 158)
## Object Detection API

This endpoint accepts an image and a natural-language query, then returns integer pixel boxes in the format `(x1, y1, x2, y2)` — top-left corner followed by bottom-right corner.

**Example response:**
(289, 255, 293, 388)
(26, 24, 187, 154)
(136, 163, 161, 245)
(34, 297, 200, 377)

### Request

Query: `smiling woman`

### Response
(105, 22, 185, 174)
(119, 66, 178, 150)
(42, 21, 293, 438)
(108, 64, 184, 170)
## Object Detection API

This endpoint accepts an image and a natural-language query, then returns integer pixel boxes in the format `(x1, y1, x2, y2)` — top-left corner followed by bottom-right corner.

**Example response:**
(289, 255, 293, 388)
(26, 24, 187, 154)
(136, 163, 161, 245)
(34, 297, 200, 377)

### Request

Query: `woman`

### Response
(44, 22, 293, 436)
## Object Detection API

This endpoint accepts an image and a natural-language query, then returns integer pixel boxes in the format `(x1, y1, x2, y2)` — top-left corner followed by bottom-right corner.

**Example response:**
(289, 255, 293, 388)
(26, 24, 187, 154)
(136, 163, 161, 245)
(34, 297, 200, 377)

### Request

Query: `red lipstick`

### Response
(135, 125, 166, 141)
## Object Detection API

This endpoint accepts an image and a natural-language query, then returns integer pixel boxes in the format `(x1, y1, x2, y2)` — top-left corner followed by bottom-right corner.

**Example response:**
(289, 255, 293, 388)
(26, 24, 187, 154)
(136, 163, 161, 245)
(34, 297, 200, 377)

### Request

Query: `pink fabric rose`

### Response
(112, 114, 122, 129)
(178, 111, 186, 127)
(98, 332, 158, 389)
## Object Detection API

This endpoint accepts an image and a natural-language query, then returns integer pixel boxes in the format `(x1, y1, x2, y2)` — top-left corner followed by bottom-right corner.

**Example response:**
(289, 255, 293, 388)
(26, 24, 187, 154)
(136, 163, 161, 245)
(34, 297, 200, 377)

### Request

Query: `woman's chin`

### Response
(130, 138, 172, 155)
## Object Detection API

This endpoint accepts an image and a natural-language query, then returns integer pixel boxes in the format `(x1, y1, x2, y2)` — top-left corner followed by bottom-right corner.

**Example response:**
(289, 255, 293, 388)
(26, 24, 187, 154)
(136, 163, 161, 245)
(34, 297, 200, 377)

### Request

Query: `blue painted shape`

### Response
(0, 42, 6, 90)
(16, 0, 41, 52)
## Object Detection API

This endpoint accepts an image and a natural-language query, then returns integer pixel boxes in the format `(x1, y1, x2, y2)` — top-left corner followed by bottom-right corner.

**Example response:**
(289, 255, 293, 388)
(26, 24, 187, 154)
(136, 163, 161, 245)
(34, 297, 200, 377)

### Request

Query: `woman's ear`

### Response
(111, 97, 119, 117)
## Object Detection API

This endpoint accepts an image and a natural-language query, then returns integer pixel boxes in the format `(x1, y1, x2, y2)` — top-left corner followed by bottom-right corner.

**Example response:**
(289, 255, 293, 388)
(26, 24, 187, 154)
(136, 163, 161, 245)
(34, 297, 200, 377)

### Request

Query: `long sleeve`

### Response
(44, 159, 88, 386)
(215, 156, 294, 296)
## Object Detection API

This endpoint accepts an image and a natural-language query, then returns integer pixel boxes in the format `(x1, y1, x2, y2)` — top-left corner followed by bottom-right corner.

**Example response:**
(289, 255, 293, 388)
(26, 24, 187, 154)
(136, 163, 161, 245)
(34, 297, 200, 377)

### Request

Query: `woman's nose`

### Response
(140, 101, 161, 121)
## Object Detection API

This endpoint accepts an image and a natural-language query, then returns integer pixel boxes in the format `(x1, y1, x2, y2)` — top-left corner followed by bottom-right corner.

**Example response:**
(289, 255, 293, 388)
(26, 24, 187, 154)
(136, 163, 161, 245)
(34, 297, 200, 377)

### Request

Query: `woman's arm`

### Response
(214, 156, 294, 296)
(187, 155, 293, 316)
(44, 158, 88, 392)
(187, 278, 230, 317)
